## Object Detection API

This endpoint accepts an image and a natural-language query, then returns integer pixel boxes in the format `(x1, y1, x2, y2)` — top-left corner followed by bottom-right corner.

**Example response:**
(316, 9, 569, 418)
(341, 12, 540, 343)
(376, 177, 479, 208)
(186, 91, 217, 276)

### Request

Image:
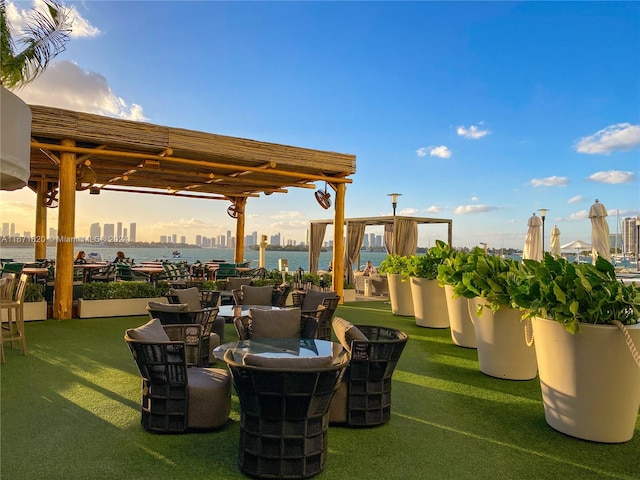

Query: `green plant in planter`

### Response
(407, 240, 453, 280)
(452, 249, 524, 314)
(24, 282, 44, 302)
(509, 254, 640, 333)
(379, 254, 412, 277)
(82, 281, 166, 300)
(436, 248, 480, 290)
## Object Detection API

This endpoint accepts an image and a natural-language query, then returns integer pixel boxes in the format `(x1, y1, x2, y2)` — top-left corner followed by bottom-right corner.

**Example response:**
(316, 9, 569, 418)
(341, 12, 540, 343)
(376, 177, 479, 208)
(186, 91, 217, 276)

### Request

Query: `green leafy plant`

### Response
(407, 240, 453, 280)
(1, 0, 72, 88)
(509, 254, 640, 333)
(379, 254, 412, 277)
(24, 282, 44, 302)
(82, 281, 166, 300)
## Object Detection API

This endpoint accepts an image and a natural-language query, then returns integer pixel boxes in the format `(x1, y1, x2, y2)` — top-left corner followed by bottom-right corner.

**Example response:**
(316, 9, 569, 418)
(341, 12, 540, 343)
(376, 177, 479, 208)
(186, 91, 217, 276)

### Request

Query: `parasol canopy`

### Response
(589, 199, 611, 263)
(523, 213, 542, 261)
(550, 225, 561, 258)
(561, 239, 592, 264)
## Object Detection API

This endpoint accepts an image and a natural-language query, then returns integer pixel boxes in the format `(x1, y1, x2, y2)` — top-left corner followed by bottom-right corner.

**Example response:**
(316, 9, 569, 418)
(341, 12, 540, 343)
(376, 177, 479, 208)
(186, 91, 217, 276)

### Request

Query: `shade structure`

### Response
(550, 225, 561, 258)
(561, 240, 592, 264)
(589, 199, 611, 263)
(523, 213, 542, 261)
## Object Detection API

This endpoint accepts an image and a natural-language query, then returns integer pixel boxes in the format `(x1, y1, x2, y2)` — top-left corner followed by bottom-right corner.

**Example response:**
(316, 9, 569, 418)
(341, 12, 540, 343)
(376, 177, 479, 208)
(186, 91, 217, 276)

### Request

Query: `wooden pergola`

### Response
(26, 105, 355, 319)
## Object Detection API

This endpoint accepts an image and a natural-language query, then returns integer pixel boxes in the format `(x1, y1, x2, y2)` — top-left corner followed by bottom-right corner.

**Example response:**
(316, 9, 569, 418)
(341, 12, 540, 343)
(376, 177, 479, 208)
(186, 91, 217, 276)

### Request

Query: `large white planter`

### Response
(1, 301, 47, 322)
(444, 285, 476, 348)
(410, 277, 449, 328)
(77, 297, 167, 318)
(0, 87, 32, 190)
(532, 317, 640, 443)
(470, 299, 537, 380)
(387, 273, 414, 316)
(342, 289, 356, 303)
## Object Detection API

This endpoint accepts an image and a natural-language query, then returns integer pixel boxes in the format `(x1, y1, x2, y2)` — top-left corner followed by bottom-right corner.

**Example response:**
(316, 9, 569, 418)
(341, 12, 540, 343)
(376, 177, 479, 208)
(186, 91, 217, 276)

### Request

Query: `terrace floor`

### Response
(1, 301, 638, 480)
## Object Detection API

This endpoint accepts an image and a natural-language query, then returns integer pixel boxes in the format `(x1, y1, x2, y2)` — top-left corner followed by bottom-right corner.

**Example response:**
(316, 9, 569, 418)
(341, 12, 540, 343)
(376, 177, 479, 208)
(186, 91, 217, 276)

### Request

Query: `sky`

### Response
(1, 0, 639, 250)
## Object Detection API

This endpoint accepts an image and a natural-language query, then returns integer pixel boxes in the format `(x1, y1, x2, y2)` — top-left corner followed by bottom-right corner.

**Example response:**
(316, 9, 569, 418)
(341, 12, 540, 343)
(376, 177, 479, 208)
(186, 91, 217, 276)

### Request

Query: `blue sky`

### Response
(1, 0, 639, 249)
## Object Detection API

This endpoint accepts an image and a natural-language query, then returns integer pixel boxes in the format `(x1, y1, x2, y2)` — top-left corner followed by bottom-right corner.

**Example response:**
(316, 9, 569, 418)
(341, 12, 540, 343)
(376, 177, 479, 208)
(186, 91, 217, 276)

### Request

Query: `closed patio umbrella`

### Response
(589, 199, 611, 263)
(523, 213, 542, 261)
(550, 225, 561, 258)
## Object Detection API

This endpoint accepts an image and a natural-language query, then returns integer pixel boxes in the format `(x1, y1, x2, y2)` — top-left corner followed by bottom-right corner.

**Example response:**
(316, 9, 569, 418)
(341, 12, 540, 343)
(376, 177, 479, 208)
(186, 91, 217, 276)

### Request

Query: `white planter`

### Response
(0, 87, 32, 190)
(342, 289, 356, 303)
(470, 299, 537, 380)
(410, 277, 448, 328)
(532, 317, 640, 443)
(1, 301, 47, 322)
(444, 285, 476, 348)
(387, 273, 414, 316)
(77, 297, 167, 318)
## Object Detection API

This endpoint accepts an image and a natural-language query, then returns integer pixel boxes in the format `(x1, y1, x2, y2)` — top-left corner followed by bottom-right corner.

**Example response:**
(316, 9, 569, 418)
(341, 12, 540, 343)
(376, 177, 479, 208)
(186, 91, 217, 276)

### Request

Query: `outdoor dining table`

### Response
(217, 304, 284, 323)
(73, 262, 110, 283)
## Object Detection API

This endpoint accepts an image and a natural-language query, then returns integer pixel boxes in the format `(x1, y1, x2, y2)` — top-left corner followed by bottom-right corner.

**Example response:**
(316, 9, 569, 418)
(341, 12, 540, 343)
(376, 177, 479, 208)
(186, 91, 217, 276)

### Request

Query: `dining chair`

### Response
(233, 307, 318, 341)
(1, 273, 29, 356)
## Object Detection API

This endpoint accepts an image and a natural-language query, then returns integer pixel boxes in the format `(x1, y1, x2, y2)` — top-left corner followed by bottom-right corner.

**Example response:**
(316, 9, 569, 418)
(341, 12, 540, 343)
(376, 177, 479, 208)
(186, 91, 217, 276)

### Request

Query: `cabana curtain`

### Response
(308, 222, 327, 273)
(384, 219, 417, 256)
(344, 222, 366, 285)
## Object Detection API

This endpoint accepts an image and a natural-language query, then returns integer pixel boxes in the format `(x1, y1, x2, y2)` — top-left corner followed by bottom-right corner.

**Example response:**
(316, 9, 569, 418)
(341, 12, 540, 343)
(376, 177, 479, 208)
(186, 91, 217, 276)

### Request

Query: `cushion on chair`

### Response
(147, 301, 189, 312)
(301, 290, 337, 311)
(226, 277, 253, 291)
(242, 352, 333, 369)
(170, 287, 202, 311)
(240, 285, 274, 305)
(249, 307, 301, 338)
(186, 367, 231, 429)
(332, 317, 367, 353)
(126, 318, 170, 343)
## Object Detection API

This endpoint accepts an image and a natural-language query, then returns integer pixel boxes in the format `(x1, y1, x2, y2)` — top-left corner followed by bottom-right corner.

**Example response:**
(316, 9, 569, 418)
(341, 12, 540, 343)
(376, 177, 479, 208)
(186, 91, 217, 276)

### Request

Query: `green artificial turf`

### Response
(1, 302, 639, 480)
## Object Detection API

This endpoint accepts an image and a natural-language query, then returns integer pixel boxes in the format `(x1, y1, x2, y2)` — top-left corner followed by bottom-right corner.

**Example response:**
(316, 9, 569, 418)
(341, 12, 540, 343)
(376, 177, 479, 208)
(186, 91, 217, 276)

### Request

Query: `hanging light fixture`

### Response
(315, 182, 331, 209)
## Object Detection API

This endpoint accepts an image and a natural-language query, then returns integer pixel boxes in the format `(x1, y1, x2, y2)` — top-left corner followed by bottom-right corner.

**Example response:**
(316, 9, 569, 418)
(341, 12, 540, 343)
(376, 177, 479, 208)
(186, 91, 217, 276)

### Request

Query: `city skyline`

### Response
(0, 2, 638, 249)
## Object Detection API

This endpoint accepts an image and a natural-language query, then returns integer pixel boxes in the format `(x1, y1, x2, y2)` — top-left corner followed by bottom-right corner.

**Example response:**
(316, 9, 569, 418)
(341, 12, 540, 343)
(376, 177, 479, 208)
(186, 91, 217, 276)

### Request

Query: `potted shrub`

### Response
(510, 254, 640, 443)
(437, 249, 477, 348)
(407, 240, 452, 328)
(23, 282, 47, 321)
(379, 254, 414, 316)
(454, 251, 537, 380)
(77, 281, 169, 318)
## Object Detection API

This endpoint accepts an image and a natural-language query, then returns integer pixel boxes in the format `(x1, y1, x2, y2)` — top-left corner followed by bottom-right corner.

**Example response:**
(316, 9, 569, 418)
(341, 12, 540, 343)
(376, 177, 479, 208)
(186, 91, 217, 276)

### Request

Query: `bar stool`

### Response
(1, 273, 29, 356)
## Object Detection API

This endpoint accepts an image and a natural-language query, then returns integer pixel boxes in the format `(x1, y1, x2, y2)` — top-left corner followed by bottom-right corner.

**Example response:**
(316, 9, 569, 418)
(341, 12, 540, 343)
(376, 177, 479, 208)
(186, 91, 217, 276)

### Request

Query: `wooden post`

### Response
(34, 177, 48, 260)
(333, 183, 346, 303)
(234, 197, 247, 264)
(53, 139, 76, 319)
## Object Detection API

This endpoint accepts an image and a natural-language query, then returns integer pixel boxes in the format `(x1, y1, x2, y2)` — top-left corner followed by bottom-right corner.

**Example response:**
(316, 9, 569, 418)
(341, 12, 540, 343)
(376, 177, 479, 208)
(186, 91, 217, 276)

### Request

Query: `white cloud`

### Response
(530, 176, 569, 187)
(416, 147, 428, 157)
(457, 124, 490, 139)
(568, 210, 589, 221)
(426, 205, 441, 213)
(567, 195, 585, 204)
(271, 211, 306, 220)
(588, 170, 635, 184)
(429, 146, 452, 158)
(399, 207, 418, 216)
(575, 123, 640, 154)
(454, 204, 498, 214)
(15, 60, 147, 121)
(470, 195, 479, 201)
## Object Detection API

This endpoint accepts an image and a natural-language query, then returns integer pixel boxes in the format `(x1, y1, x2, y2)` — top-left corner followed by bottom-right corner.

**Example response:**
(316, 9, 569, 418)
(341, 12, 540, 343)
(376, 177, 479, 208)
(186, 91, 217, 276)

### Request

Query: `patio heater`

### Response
(538, 208, 549, 253)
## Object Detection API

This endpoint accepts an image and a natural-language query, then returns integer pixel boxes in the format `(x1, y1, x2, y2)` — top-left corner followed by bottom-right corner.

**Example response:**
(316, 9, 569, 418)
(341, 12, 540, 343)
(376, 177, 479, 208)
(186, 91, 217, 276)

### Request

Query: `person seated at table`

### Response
(327, 261, 333, 272)
(74, 251, 87, 264)
(361, 260, 376, 276)
(113, 251, 126, 263)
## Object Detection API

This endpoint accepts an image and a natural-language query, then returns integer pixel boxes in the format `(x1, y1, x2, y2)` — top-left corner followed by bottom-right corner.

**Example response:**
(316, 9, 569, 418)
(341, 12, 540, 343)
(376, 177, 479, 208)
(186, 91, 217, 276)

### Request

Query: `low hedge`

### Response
(82, 281, 168, 300)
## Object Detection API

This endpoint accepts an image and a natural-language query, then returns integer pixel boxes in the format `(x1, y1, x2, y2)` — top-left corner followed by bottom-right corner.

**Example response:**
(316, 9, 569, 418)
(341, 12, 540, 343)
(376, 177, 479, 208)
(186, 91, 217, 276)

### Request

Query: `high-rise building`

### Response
(49, 227, 57, 240)
(10, 223, 15, 236)
(129, 223, 136, 242)
(123, 228, 128, 241)
(89, 223, 101, 241)
(180, 235, 186, 244)
(160, 235, 168, 243)
(270, 233, 281, 246)
(116, 222, 122, 240)
(103, 224, 115, 242)
(622, 217, 639, 256)
(218, 235, 226, 247)
(1, 223, 9, 236)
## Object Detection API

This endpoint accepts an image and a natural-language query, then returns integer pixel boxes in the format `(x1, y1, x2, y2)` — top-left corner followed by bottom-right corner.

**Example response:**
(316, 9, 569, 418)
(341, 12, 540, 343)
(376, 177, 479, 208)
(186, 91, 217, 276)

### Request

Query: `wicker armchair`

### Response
(292, 291, 340, 341)
(167, 287, 220, 309)
(223, 346, 349, 478)
(146, 302, 223, 365)
(124, 319, 231, 433)
(233, 307, 318, 341)
(330, 318, 408, 426)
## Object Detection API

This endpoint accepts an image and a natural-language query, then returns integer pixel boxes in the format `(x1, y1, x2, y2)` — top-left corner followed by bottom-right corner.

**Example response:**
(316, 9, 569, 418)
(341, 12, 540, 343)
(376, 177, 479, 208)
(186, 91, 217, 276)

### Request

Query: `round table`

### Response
(217, 304, 284, 322)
